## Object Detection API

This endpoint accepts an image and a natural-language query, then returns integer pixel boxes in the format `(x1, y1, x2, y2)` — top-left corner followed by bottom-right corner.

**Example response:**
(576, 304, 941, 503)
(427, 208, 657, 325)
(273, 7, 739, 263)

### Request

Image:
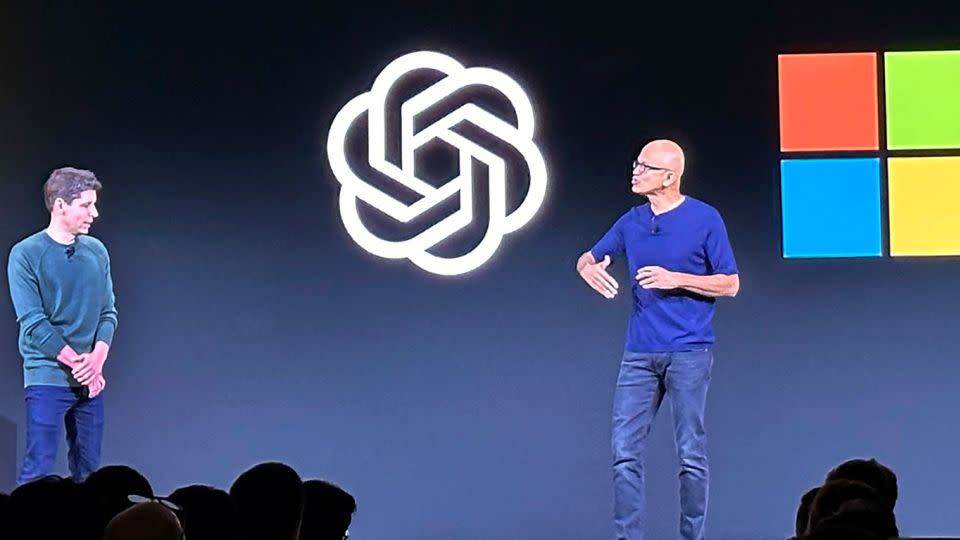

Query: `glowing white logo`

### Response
(327, 51, 548, 276)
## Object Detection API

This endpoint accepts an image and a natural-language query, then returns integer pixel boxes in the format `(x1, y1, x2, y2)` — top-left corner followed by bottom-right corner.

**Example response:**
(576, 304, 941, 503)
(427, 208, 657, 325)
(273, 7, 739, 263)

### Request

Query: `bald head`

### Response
(639, 139, 685, 179)
(103, 502, 183, 540)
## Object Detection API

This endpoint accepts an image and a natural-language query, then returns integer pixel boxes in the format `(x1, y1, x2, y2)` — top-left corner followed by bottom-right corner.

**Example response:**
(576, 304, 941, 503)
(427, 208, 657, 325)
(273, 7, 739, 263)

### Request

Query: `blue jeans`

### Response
(18, 385, 104, 485)
(612, 350, 713, 540)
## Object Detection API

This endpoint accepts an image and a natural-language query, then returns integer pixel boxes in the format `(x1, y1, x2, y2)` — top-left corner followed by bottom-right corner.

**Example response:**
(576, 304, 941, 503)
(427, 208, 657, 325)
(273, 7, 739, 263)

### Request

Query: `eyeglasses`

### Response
(632, 159, 672, 174)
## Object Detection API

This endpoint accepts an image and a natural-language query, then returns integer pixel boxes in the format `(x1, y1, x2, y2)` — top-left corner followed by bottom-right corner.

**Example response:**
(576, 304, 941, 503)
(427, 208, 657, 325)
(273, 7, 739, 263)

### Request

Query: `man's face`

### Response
(57, 189, 99, 235)
(630, 150, 674, 195)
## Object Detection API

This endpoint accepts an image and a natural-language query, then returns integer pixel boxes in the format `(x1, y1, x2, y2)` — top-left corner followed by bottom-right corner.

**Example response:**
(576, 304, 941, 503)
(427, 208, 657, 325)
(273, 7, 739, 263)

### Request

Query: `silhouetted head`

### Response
(807, 479, 886, 533)
(84, 465, 154, 533)
(8, 475, 99, 539)
(803, 497, 896, 539)
(169, 484, 239, 540)
(796, 485, 821, 536)
(103, 502, 183, 540)
(230, 462, 304, 540)
(300, 479, 357, 540)
(825, 458, 897, 510)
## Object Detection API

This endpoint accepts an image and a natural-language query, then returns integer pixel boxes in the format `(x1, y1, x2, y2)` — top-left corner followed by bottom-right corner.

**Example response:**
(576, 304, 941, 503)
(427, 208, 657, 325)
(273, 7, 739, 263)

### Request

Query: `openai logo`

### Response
(327, 51, 547, 276)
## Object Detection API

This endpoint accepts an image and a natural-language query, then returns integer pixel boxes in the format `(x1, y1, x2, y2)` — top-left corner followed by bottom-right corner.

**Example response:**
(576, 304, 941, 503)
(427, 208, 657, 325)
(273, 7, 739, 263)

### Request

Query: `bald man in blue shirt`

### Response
(577, 140, 739, 540)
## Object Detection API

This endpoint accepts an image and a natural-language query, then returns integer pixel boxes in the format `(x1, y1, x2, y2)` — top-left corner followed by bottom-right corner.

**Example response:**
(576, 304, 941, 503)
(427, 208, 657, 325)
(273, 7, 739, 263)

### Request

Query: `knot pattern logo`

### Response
(327, 51, 548, 276)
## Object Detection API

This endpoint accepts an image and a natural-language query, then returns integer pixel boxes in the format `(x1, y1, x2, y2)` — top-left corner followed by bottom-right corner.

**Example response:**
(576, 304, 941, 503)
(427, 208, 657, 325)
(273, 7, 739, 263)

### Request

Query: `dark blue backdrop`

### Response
(1, 3, 958, 539)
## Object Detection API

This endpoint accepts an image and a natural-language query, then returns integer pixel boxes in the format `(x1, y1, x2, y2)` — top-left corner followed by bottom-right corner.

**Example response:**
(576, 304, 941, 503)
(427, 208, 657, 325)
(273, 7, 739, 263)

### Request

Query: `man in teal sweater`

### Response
(7, 166, 118, 485)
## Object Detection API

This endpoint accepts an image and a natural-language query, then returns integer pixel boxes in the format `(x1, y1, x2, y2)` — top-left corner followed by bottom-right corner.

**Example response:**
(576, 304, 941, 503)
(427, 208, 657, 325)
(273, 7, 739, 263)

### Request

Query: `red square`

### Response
(778, 53, 879, 151)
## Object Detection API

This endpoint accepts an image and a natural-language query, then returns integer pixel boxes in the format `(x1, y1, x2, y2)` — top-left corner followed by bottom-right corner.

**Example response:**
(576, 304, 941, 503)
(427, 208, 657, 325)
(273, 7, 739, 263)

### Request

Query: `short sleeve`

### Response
(704, 211, 738, 275)
(590, 211, 629, 263)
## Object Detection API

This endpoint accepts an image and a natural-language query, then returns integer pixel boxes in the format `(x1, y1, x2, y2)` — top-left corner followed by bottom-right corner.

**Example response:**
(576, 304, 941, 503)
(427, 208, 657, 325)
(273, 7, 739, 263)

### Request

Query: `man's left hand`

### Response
(73, 344, 108, 386)
(87, 375, 106, 399)
(636, 266, 682, 290)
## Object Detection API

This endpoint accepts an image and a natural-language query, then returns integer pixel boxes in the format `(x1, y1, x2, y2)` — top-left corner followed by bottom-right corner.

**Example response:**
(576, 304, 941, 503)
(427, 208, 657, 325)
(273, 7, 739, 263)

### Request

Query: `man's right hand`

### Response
(578, 253, 619, 299)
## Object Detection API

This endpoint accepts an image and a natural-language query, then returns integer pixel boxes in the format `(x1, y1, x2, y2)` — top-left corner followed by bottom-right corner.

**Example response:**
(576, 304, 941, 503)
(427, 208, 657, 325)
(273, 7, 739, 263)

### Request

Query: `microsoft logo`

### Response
(777, 51, 960, 258)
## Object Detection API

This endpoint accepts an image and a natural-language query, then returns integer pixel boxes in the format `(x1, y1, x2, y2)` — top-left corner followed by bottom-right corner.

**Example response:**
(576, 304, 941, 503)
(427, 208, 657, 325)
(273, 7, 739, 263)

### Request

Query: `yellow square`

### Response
(888, 156, 960, 256)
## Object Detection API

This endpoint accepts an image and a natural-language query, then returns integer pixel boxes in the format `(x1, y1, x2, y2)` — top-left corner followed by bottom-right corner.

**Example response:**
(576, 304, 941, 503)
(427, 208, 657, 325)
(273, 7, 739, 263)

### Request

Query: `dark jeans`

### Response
(612, 350, 713, 540)
(18, 385, 104, 485)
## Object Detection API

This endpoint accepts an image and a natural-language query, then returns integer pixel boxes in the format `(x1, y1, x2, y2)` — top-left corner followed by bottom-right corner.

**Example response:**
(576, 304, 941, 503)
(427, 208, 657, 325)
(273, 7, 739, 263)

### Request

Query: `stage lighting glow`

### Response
(327, 51, 548, 276)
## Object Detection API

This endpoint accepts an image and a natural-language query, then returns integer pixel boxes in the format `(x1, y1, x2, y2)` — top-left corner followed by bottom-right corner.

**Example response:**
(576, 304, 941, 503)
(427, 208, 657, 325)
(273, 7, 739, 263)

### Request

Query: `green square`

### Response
(884, 50, 960, 150)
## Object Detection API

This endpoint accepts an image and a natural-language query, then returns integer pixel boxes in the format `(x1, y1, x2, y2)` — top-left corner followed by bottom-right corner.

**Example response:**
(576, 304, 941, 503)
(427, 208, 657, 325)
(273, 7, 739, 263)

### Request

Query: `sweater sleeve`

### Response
(94, 250, 118, 346)
(7, 244, 68, 358)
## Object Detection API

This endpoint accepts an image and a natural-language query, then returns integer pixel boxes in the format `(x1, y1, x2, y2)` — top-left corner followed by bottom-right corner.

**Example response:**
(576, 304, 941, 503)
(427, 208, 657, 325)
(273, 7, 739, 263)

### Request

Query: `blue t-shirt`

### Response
(590, 196, 738, 353)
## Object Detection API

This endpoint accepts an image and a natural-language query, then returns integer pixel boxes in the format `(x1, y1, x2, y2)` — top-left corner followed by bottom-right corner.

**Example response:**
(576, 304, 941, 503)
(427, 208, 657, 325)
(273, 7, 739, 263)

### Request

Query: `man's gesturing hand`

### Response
(636, 266, 681, 290)
(579, 254, 619, 299)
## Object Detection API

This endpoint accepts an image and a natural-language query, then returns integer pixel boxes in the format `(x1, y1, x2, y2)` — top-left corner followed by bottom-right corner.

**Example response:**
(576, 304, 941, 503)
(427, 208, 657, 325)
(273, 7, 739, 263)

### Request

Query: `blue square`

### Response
(781, 158, 882, 258)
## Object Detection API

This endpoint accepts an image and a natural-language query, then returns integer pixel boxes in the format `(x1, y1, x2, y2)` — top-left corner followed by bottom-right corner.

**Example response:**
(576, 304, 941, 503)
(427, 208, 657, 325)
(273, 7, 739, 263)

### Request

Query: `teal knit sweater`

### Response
(7, 231, 118, 387)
